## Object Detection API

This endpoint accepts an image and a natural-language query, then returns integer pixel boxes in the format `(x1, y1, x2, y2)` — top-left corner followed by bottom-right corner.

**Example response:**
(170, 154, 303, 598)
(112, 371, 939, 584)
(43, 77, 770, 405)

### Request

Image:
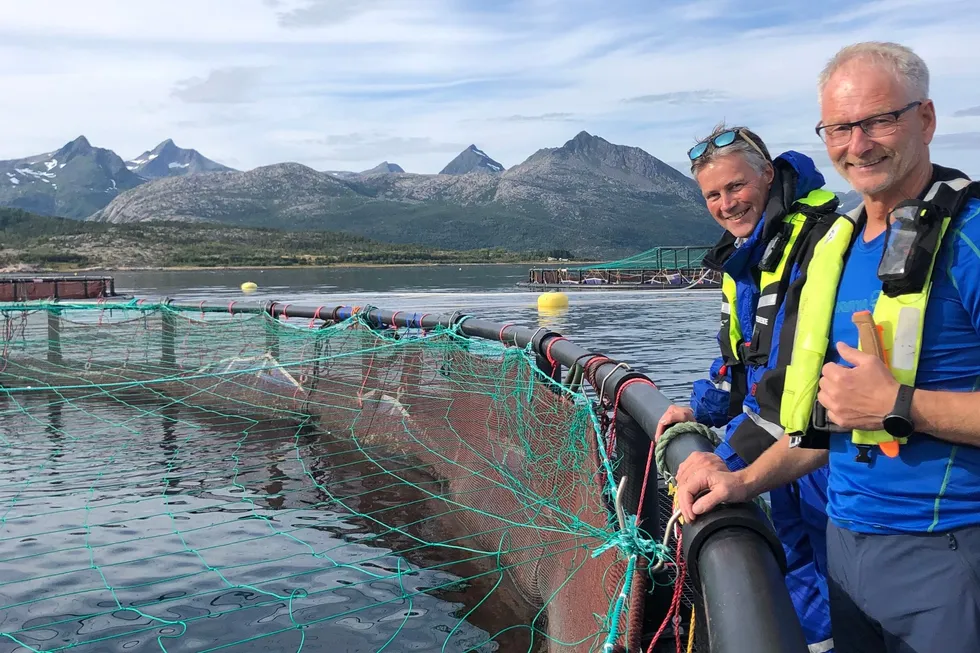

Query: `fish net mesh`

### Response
(0, 302, 706, 653)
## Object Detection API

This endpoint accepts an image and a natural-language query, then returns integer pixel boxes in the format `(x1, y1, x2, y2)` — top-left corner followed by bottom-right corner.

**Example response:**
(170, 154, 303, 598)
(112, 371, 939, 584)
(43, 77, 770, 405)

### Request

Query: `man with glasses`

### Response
(674, 41, 980, 653)
(656, 123, 839, 653)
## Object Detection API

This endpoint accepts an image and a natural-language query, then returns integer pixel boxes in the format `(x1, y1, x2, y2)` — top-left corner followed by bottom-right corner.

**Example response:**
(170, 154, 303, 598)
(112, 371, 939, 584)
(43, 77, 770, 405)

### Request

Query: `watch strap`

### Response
(892, 384, 915, 419)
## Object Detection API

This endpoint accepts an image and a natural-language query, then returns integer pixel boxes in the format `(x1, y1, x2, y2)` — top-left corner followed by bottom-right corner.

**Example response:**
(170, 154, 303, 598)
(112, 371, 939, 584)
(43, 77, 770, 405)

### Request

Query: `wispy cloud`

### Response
(953, 106, 980, 118)
(171, 67, 263, 104)
(274, 0, 388, 29)
(499, 113, 577, 123)
(0, 0, 977, 186)
(931, 132, 980, 148)
(621, 90, 728, 105)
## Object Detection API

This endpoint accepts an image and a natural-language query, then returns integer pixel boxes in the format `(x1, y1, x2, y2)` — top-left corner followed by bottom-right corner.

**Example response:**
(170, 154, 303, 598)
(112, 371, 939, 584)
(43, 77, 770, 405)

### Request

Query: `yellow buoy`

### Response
(241, 281, 258, 293)
(537, 291, 569, 310)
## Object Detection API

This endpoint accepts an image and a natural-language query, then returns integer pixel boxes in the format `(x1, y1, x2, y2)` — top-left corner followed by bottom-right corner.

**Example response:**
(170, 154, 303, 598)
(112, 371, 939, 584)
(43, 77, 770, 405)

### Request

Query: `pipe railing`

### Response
(57, 297, 807, 652)
(661, 429, 809, 653)
(165, 299, 676, 437)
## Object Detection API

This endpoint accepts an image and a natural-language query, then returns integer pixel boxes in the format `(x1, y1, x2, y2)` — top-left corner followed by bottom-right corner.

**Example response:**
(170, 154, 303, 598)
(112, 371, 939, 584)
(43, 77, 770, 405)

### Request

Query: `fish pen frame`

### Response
(107, 296, 806, 653)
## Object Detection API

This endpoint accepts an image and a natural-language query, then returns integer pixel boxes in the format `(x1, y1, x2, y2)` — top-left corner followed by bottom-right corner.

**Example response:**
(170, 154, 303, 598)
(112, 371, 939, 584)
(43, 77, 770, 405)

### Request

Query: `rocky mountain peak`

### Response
(56, 135, 95, 160)
(440, 145, 504, 175)
(515, 130, 695, 193)
(126, 139, 234, 179)
(360, 161, 405, 175)
(565, 130, 600, 149)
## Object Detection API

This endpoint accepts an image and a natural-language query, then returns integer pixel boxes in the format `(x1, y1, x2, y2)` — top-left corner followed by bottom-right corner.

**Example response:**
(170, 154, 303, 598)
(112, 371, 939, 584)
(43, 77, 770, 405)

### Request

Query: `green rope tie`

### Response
(654, 421, 772, 523)
(654, 421, 720, 486)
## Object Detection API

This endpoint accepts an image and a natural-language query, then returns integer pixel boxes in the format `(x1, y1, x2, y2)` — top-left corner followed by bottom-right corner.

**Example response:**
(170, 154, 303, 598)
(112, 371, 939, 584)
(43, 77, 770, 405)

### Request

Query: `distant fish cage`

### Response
(519, 245, 721, 290)
(0, 274, 119, 302)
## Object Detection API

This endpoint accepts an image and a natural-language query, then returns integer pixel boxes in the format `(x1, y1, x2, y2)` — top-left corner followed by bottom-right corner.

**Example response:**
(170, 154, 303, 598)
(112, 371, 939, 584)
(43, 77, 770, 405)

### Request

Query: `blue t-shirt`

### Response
(825, 196, 980, 534)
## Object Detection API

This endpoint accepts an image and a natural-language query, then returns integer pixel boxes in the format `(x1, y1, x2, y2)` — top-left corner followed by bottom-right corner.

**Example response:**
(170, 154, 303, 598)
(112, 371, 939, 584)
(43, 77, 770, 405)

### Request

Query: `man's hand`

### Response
(818, 341, 899, 430)
(676, 466, 751, 523)
(655, 405, 696, 439)
(676, 451, 728, 486)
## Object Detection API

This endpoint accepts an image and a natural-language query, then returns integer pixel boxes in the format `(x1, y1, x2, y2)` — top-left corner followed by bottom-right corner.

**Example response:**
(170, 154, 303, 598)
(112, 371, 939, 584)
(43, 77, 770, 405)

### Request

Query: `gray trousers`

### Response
(826, 521, 980, 653)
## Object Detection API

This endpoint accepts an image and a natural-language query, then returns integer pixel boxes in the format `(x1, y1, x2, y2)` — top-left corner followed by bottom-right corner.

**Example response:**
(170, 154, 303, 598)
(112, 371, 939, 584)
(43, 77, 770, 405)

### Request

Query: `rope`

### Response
(686, 606, 697, 653)
(654, 421, 773, 524)
(645, 532, 687, 652)
(654, 421, 721, 486)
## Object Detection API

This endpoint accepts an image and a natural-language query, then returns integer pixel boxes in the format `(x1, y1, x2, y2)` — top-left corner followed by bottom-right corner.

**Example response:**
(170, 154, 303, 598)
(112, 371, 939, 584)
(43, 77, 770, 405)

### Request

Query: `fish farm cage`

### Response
(0, 274, 120, 302)
(520, 247, 721, 291)
(0, 297, 805, 653)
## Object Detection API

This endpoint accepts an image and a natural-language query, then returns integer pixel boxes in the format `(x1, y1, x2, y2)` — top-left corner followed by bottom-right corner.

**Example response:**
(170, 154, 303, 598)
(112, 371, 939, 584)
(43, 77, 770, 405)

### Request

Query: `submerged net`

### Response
(0, 302, 704, 653)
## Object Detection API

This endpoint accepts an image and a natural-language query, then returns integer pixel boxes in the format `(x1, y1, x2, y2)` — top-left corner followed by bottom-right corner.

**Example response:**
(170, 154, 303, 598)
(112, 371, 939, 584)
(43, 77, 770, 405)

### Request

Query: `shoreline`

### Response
(9, 260, 599, 274)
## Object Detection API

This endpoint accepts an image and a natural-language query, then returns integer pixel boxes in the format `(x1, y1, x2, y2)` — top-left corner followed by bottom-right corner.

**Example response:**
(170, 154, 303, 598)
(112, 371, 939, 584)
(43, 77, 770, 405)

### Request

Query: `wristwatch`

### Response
(883, 384, 916, 438)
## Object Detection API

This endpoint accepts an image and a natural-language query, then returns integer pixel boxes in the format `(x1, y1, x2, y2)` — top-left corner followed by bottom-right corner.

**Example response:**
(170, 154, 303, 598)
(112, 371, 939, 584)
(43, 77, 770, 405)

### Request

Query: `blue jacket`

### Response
(690, 151, 828, 471)
(689, 151, 837, 652)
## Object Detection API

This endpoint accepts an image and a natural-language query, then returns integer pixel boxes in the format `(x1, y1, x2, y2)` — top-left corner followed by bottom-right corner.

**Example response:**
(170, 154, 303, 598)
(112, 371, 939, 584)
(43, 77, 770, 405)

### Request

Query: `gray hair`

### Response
(690, 122, 772, 178)
(818, 41, 929, 104)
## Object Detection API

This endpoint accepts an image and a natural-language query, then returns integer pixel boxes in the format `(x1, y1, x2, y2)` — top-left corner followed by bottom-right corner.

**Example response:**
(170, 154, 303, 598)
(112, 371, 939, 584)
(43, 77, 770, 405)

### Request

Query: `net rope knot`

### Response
(655, 420, 773, 524)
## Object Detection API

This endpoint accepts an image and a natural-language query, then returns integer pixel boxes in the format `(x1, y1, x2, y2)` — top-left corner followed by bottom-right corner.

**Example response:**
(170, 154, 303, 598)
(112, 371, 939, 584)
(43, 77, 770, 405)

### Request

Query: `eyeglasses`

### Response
(688, 129, 769, 162)
(815, 101, 922, 146)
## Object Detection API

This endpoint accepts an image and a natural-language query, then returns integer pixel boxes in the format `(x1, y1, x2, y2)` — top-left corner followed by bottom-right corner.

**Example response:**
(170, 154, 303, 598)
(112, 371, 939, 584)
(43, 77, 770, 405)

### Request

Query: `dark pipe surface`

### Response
(662, 429, 716, 474)
(697, 528, 807, 653)
(661, 430, 808, 653)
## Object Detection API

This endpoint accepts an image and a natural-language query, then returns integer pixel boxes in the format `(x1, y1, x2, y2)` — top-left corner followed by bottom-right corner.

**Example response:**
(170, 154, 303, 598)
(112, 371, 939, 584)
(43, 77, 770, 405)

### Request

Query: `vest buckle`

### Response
(811, 399, 851, 433)
(758, 222, 793, 273)
(854, 444, 874, 464)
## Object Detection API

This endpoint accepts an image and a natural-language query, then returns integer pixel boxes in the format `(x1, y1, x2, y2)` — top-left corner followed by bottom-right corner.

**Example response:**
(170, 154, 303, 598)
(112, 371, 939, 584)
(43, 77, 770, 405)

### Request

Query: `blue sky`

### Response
(1, 0, 978, 192)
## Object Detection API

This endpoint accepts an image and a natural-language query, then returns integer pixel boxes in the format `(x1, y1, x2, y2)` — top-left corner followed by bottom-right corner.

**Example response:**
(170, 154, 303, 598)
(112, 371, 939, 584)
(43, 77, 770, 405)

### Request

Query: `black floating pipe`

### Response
(154, 298, 677, 435)
(662, 430, 809, 653)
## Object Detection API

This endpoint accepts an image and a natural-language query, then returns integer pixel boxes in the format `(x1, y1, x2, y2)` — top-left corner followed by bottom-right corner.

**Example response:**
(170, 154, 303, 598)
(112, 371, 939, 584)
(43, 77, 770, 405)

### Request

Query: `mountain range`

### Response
(0, 136, 144, 219)
(2, 132, 721, 258)
(0, 137, 232, 219)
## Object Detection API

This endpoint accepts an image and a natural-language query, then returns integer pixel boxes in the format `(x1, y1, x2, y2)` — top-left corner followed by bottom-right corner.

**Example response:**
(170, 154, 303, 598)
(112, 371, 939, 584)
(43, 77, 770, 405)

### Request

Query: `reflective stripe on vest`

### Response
(780, 214, 856, 436)
(780, 177, 972, 442)
(720, 273, 741, 365)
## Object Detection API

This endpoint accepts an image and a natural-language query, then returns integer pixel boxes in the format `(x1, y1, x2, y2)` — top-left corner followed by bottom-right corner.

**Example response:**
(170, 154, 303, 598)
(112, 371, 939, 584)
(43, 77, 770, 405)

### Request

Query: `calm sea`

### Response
(0, 265, 721, 653)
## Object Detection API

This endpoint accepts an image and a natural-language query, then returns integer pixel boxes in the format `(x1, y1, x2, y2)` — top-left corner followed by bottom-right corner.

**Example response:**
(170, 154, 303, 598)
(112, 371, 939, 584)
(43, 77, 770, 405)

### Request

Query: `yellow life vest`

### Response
(780, 177, 974, 450)
(714, 189, 838, 446)
(719, 189, 839, 369)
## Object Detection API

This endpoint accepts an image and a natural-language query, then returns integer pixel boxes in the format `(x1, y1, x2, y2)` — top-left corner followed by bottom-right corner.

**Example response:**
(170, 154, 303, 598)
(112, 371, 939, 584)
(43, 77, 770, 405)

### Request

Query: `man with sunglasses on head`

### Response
(656, 124, 839, 653)
(674, 41, 980, 653)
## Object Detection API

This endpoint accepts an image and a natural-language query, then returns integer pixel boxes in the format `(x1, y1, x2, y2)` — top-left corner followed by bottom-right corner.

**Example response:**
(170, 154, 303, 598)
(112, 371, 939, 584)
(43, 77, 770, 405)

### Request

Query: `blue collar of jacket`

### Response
(702, 150, 827, 277)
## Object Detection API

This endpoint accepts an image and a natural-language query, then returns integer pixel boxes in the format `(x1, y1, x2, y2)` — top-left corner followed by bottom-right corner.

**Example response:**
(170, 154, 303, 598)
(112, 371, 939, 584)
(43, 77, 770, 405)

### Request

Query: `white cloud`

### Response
(0, 0, 976, 189)
(172, 67, 264, 104)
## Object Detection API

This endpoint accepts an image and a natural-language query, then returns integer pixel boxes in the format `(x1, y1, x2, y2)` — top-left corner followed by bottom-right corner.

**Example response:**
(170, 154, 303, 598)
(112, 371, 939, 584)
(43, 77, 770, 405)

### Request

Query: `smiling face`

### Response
(695, 152, 773, 239)
(820, 58, 936, 197)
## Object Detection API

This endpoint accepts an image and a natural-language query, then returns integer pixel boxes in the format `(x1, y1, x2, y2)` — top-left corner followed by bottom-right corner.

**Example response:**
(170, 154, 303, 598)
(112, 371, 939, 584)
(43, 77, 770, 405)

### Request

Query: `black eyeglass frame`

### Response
(815, 100, 923, 144)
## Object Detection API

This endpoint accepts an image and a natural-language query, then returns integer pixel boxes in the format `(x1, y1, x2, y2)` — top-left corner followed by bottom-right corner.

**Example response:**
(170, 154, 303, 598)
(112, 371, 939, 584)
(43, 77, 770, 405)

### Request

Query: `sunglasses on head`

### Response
(688, 129, 769, 162)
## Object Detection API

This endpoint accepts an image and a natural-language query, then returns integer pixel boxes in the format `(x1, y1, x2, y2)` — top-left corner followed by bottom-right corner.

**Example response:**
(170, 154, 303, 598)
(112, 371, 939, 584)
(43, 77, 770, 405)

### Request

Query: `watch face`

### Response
(883, 414, 914, 439)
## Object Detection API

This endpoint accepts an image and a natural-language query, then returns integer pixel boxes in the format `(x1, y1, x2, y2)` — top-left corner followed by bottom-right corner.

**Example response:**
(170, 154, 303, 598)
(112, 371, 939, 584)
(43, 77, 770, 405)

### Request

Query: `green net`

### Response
(525, 246, 717, 288)
(0, 302, 698, 653)
(567, 247, 710, 271)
